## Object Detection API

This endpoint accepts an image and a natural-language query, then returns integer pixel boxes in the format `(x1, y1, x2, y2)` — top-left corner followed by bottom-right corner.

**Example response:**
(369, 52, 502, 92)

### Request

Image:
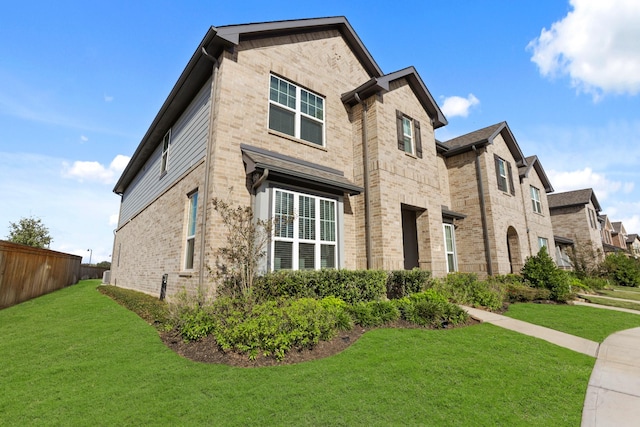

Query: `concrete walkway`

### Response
(461, 305, 640, 426)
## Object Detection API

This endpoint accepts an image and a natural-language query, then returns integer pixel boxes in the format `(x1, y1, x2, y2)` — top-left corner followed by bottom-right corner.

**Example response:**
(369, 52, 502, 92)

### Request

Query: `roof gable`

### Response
(518, 155, 553, 193)
(439, 121, 526, 165)
(547, 188, 602, 211)
(341, 66, 447, 128)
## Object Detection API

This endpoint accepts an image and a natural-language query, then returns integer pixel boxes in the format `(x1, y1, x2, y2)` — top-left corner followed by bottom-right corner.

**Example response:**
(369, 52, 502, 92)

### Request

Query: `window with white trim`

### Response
(161, 130, 171, 174)
(530, 185, 542, 214)
(402, 116, 414, 155)
(268, 75, 324, 146)
(443, 223, 458, 273)
(497, 157, 508, 192)
(184, 191, 198, 269)
(538, 237, 549, 252)
(272, 189, 337, 271)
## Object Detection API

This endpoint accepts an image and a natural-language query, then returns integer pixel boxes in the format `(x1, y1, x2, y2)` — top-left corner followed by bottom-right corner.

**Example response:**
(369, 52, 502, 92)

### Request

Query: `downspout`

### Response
(354, 93, 373, 269)
(473, 145, 493, 276)
(198, 47, 220, 293)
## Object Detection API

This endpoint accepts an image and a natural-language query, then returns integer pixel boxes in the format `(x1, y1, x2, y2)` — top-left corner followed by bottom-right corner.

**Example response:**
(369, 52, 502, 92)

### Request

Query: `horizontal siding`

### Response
(119, 78, 212, 226)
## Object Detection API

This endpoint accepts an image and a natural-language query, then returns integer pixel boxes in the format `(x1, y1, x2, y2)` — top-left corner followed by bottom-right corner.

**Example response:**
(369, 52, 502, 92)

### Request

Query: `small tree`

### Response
(601, 253, 640, 287)
(96, 261, 112, 269)
(211, 198, 273, 298)
(568, 241, 602, 279)
(521, 246, 572, 302)
(7, 216, 53, 248)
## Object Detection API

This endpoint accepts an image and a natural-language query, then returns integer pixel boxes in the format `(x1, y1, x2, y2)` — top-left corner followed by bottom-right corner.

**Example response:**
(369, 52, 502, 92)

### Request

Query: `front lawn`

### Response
(504, 303, 640, 342)
(0, 280, 593, 426)
(580, 295, 640, 312)
(596, 288, 640, 301)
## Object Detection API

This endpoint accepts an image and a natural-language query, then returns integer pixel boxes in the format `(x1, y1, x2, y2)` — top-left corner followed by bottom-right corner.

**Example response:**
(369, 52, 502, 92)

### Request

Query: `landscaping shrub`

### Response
(98, 285, 169, 326)
(601, 253, 640, 287)
(430, 273, 503, 310)
(397, 290, 468, 328)
(253, 269, 387, 303)
(347, 300, 400, 327)
(521, 247, 574, 302)
(167, 289, 217, 340)
(504, 283, 551, 303)
(386, 269, 431, 299)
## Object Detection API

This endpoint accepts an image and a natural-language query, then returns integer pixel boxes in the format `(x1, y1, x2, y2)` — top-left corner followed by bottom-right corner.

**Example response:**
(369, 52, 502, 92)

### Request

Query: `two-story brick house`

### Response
(437, 123, 555, 276)
(547, 189, 605, 262)
(110, 17, 557, 297)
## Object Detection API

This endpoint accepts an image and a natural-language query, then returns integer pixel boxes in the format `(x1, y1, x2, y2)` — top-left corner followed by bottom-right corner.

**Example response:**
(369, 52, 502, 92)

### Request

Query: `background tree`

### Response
(6, 216, 53, 248)
(96, 261, 111, 269)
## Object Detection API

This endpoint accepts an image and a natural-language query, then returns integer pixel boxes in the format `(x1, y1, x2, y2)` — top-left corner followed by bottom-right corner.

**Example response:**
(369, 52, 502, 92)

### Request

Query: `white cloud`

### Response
(80, 135, 88, 142)
(104, 93, 114, 102)
(62, 154, 130, 184)
(109, 213, 119, 227)
(440, 94, 480, 118)
(548, 167, 634, 201)
(528, 0, 640, 99)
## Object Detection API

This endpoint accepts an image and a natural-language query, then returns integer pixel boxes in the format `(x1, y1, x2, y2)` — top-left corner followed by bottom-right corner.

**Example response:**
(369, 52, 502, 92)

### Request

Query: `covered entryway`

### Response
(506, 226, 522, 273)
(402, 205, 420, 270)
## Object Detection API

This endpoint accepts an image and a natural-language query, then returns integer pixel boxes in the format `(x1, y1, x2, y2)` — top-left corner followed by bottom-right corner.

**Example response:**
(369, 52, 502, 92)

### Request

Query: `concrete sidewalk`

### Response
(461, 305, 640, 426)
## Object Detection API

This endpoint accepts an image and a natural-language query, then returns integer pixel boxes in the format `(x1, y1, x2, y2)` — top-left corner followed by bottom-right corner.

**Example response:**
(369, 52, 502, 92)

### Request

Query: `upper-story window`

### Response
(395, 110, 423, 158)
(530, 185, 542, 214)
(494, 154, 515, 195)
(588, 208, 597, 229)
(161, 130, 171, 174)
(268, 75, 324, 146)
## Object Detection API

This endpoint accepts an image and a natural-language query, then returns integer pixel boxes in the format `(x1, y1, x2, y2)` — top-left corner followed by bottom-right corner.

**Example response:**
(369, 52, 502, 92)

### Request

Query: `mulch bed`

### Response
(159, 318, 480, 368)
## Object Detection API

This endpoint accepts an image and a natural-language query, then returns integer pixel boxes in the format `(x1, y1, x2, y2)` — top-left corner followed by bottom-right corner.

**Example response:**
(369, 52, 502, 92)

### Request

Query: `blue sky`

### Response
(1, 0, 640, 263)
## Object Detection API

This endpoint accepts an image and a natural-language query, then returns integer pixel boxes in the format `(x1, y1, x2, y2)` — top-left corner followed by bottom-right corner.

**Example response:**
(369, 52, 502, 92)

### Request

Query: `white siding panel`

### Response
(119, 79, 212, 226)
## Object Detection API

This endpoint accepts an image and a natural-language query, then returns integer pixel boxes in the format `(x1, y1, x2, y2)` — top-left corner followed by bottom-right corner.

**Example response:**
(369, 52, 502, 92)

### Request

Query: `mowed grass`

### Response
(1, 281, 594, 426)
(580, 295, 640, 312)
(596, 287, 640, 301)
(504, 303, 640, 342)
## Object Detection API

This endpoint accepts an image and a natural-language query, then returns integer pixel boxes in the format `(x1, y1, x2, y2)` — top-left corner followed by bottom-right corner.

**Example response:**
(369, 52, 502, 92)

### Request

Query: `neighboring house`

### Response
(547, 188, 604, 262)
(599, 215, 621, 255)
(437, 122, 555, 276)
(626, 234, 640, 258)
(611, 221, 629, 251)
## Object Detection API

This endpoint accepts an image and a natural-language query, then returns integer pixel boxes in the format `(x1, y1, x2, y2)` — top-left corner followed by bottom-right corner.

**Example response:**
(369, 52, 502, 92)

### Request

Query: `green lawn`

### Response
(596, 288, 640, 301)
(504, 303, 640, 342)
(581, 295, 640, 312)
(0, 281, 594, 426)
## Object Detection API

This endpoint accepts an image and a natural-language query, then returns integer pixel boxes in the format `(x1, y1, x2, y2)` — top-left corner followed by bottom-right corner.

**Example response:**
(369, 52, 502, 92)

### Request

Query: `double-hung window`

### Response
(538, 237, 549, 252)
(494, 154, 515, 194)
(161, 130, 171, 174)
(530, 186, 542, 214)
(184, 191, 198, 269)
(268, 75, 324, 146)
(402, 116, 414, 154)
(443, 223, 458, 273)
(395, 110, 423, 158)
(272, 189, 337, 271)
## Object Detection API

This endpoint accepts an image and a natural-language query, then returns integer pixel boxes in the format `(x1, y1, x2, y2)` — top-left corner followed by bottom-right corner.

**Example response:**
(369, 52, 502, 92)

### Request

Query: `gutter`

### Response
(198, 47, 220, 293)
(354, 92, 373, 269)
(473, 144, 493, 276)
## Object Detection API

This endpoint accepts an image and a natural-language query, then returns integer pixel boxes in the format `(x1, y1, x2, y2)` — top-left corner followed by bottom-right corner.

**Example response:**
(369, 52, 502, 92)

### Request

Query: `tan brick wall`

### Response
(550, 203, 604, 255)
(520, 169, 556, 258)
(111, 163, 204, 297)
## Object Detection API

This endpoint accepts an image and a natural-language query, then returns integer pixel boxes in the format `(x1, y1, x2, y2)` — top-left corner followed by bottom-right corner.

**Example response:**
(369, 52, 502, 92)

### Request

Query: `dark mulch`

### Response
(159, 318, 480, 368)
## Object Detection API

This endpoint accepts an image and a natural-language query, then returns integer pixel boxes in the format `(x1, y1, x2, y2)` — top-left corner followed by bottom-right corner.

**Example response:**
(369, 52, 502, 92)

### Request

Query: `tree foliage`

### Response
(6, 216, 53, 248)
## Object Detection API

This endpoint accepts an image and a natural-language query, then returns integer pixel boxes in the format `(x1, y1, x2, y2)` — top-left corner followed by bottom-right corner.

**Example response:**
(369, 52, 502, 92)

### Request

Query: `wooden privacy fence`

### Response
(0, 240, 81, 309)
(80, 265, 109, 280)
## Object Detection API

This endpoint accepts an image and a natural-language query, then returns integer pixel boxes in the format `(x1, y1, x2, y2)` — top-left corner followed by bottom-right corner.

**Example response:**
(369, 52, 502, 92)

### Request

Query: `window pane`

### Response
(444, 225, 454, 252)
(300, 117, 323, 145)
(402, 117, 413, 153)
(270, 76, 296, 108)
(301, 90, 323, 120)
(185, 238, 195, 269)
(298, 195, 315, 240)
(447, 253, 455, 273)
(274, 241, 293, 270)
(321, 244, 335, 269)
(320, 199, 336, 241)
(298, 243, 315, 270)
(188, 192, 198, 236)
(275, 191, 294, 238)
(269, 104, 295, 136)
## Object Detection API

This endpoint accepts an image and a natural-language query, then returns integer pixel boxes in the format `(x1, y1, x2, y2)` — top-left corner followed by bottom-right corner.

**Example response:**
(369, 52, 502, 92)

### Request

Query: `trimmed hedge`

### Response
(97, 285, 169, 326)
(386, 269, 431, 299)
(253, 269, 387, 303)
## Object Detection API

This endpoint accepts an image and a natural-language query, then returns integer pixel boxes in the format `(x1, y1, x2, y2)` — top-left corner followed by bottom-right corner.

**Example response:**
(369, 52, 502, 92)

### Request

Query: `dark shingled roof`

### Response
(547, 188, 602, 211)
(439, 121, 526, 165)
(627, 233, 639, 244)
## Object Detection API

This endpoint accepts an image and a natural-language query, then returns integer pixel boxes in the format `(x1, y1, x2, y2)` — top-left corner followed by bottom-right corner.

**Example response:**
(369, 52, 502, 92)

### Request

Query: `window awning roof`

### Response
(241, 144, 363, 195)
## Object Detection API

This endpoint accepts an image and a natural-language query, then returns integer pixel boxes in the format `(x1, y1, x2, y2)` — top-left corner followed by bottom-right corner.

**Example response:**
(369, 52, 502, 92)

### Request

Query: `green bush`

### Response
(347, 300, 400, 327)
(98, 285, 169, 326)
(547, 270, 573, 303)
(430, 273, 504, 310)
(504, 283, 551, 303)
(522, 247, 574, 302)
(581, 277, 609, 290)
(601, 253, 640, 287)
(386, 269, 431, 299)
(254, 269, 387, 303)
(397, 290, 468, 328)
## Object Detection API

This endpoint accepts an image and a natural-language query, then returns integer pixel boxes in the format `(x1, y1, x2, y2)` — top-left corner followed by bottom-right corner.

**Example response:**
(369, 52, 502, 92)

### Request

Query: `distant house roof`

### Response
(241, 144, 363, 195)
(439, 121, 526, 165)
(547, 188, 602, 212)
(114, 17, 385, 195)
(341, 66, 447, 129)
(518, 155, 553, 193)
(627, 233, 640, 244)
